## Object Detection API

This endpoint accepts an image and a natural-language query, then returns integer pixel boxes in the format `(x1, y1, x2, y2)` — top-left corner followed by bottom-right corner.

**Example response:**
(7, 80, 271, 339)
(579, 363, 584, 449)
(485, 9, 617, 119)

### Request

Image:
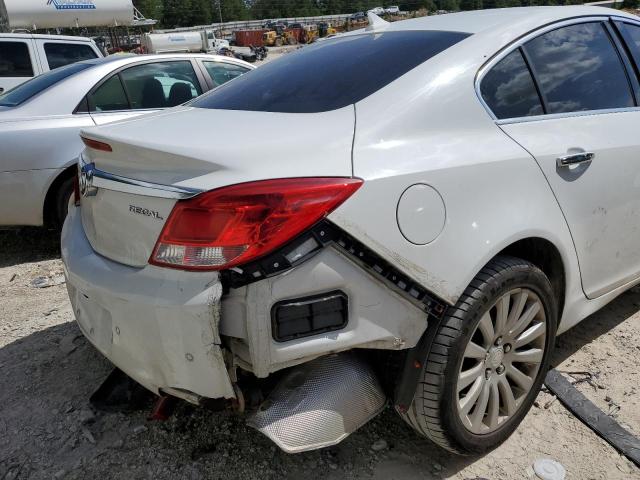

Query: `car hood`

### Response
(80, 105, 356, 190)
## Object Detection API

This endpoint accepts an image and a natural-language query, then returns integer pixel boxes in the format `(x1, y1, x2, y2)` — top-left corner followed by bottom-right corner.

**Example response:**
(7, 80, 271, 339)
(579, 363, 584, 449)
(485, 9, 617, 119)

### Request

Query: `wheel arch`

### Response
(43, 163, 76, 227)
(498, 237, 566, 319)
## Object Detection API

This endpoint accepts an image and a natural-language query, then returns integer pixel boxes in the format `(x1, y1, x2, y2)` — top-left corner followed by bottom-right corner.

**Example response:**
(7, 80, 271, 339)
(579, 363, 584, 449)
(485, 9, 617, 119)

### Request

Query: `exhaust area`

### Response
(247, 353, 386, 453)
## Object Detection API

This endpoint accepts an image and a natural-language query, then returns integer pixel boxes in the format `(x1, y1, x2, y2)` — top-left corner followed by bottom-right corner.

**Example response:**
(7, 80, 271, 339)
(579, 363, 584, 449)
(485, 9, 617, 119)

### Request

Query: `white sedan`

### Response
(0, 54, 253, 228)
(63, 7, 640, 455)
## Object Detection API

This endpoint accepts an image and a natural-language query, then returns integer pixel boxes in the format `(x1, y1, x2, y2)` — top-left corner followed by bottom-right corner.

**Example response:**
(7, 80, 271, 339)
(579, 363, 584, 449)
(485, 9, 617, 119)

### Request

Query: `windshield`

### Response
(191, 30, 470, 113)
(0, 62, 93, 107)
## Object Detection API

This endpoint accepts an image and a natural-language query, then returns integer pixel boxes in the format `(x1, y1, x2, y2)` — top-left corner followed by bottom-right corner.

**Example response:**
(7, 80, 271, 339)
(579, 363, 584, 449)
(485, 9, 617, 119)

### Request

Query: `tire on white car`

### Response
(399, 255, 557, 454)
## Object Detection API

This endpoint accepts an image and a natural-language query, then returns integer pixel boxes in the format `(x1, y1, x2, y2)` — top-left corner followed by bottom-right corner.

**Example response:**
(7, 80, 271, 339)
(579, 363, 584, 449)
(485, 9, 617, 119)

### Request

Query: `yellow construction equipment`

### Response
(262, 27, 298, 47)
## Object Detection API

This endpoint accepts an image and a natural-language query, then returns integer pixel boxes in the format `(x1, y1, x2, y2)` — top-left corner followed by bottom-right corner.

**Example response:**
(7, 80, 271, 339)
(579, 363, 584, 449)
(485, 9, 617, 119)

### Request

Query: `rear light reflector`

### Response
(81, 136, 112, 152)
(150, 177, 363, 271)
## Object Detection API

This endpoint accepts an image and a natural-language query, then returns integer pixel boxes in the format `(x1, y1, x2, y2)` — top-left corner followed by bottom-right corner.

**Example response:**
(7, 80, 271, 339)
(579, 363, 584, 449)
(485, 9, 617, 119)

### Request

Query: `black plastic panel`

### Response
(272, 291, 348, 342)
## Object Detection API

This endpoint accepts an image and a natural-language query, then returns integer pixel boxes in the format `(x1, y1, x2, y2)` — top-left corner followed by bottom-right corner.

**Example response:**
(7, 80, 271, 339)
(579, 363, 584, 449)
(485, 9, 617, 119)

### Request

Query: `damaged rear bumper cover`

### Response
(61, 204, 235, 401)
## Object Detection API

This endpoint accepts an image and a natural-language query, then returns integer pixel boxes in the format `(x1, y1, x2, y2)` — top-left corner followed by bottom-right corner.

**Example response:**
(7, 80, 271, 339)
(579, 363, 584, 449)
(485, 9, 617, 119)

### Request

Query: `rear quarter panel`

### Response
(329, 40, 582, 318)
(0, 115, 94, 225)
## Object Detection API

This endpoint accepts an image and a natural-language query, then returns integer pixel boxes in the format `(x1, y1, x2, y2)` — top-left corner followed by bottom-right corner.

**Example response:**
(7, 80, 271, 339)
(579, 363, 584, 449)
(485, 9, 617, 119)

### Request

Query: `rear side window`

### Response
(119, 61, 202, 109)
(0, 61, 91, 107)
(524, 22, 634, 114)
(0, 41, 33, 77)
(615, 22, 640, 70)
(44, 42, 98, 70)
(203, 61, 249, 87)
(480, 49, 543, 119)
(192, 30, 471, 113)
(88, 75, 129, 112)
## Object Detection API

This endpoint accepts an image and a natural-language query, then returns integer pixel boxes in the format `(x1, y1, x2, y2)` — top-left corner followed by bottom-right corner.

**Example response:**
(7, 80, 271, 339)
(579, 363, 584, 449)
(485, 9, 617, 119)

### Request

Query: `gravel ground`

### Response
(1, 228, 639, 480)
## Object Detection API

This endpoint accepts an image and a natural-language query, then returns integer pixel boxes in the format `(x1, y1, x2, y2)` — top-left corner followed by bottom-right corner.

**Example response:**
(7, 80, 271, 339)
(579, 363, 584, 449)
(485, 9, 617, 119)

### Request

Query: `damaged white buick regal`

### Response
(62, 7, 640, 454)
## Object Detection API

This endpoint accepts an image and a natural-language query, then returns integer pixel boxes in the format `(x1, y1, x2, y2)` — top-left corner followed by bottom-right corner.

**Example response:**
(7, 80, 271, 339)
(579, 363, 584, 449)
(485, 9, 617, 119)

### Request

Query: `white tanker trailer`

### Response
(1, 0, 137, 30)
(142, 31, 230, 54)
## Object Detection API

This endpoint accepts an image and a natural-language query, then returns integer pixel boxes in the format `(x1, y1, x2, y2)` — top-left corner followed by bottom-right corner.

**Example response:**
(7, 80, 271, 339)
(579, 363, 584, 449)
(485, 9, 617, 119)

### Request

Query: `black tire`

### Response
(53, 177, 74, 230)
(399, 255, 558, 455)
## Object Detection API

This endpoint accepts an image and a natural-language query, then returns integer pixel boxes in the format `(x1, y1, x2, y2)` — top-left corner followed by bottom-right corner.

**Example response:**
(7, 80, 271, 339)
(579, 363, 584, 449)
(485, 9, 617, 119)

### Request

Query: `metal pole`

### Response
(217, 0, 223, 38)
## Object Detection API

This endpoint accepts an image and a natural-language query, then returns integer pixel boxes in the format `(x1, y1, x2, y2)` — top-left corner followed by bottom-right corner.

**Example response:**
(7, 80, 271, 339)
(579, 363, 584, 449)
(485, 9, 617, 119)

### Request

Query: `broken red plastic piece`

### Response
(148, 395, 177, 421)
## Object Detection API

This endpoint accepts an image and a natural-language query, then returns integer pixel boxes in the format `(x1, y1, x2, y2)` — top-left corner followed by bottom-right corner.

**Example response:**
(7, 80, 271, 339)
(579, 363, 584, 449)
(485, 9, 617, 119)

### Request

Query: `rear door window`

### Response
(119, 61, 202, 109)
(202, 61, 250, 87)
(480, 49, 543, 119)
(523, 22, 634, 114)
(44, 43, 98, 70)
(0, 41, 33, 77)
(192, 30, 471, 113)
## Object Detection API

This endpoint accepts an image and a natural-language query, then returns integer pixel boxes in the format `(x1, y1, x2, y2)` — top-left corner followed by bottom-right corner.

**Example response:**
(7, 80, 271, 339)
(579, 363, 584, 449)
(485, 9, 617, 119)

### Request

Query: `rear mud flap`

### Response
(247, 353, 386, 453)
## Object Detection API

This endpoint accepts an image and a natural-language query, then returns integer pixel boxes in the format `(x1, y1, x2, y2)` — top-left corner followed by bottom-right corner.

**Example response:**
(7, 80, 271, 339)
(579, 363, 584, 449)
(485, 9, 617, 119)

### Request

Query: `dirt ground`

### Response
(1, 228, 638, 480)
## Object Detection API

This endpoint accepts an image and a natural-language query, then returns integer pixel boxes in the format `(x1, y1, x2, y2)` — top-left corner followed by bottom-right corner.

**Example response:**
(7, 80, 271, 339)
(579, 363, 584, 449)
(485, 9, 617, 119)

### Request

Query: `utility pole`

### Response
(216, 0, 223, 38)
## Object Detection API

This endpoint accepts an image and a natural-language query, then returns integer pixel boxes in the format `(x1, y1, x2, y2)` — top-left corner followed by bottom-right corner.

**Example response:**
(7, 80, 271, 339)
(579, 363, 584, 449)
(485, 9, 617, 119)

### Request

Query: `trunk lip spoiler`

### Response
(78, 155, 202, 200)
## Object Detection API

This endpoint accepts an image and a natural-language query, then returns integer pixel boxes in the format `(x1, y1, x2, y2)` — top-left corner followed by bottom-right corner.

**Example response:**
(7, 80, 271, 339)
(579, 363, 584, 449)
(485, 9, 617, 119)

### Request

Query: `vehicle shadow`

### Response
(0, 227, 61, 268)
(0, 321, 479, 479)
(551, 287, 640, 367)
(3, 290, 637, 479)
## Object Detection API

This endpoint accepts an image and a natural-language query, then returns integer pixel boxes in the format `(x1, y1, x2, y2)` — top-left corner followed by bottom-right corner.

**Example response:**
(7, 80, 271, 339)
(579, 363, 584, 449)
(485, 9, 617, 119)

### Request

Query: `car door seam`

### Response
(496, 124, 588, 300)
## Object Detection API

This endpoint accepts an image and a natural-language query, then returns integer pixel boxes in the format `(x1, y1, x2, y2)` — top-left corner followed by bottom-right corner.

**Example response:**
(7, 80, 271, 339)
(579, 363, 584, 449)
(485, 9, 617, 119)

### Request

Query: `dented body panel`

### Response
(221, 246, 428, 377)
(62, 204, 235, 400)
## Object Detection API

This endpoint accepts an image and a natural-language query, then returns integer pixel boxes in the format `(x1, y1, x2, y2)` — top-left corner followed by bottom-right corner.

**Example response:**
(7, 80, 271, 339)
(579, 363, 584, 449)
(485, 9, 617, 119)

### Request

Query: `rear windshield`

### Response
(191, 30, 470, 113)
(0, 62, 92, 107)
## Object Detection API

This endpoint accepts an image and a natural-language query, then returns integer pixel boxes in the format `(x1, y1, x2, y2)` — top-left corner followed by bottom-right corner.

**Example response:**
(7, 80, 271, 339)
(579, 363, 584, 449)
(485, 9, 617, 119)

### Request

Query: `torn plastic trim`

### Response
(221, 220, 448, 320)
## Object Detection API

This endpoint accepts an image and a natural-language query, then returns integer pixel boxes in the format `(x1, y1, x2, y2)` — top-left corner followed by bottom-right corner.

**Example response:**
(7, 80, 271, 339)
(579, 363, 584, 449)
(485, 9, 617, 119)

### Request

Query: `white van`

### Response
(0, 33, 102, 94)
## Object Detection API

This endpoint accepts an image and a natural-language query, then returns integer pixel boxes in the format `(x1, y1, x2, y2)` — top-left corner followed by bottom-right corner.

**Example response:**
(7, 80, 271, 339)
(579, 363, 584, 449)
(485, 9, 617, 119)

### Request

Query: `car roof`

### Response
(0, 33, 94, 42)
(385, 6, 638, 35)
(77, 53, 256, 70)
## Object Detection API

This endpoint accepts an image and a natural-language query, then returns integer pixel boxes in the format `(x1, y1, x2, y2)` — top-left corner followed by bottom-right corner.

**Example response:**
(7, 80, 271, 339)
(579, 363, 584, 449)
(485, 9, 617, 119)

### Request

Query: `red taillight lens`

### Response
(81, 136, 112, 152)
(150, 177, 363, 271)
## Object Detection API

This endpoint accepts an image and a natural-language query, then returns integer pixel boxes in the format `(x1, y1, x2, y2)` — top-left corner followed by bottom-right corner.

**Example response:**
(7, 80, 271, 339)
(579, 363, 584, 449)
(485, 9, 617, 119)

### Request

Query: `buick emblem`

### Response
(79, 162, 97, 197)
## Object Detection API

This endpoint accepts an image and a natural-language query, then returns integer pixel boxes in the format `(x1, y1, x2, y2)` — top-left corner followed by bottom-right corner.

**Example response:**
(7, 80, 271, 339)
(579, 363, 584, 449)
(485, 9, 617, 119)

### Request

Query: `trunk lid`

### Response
(79, 106, 355, 267)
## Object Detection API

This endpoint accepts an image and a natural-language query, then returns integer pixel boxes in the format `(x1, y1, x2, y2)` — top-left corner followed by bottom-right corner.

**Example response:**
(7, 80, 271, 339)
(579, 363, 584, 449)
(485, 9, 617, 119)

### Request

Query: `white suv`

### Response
(0, 33, 102, 94)
(62, 7, 640, 455)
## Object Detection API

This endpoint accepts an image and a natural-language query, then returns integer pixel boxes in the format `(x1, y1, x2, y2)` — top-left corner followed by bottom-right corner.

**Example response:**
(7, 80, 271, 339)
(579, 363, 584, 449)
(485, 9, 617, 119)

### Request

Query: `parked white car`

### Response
(368, 7, 385, 15)
(63, 7, 640, 455)
(0, 33, 102, 94)
(385, 6, 400, 14)
(0, 54, 253, 227)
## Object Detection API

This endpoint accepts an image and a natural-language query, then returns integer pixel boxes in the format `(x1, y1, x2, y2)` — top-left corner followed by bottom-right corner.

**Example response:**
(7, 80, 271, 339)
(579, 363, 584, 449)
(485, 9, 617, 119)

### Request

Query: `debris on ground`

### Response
(30, 274, 65, 289)
(533, 458, 566, 480)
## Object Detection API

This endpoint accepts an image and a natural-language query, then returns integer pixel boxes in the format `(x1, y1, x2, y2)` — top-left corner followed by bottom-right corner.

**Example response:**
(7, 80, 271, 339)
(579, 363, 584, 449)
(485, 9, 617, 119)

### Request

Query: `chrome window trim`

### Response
(475, 15, 640, 124)
(79, 155, 202, 200)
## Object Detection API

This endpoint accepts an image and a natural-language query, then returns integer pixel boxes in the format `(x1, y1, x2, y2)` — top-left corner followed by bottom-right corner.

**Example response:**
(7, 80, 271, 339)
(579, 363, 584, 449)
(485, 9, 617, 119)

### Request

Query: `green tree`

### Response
(162, 0, 195, 28)
(133, 0, 162, 21)
(214, 0, 251, 22)
(459, 0, 482, 9)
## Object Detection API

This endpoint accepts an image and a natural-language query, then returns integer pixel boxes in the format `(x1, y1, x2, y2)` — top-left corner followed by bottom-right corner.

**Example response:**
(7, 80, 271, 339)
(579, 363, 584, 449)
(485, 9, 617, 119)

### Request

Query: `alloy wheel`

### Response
(456, 288, 547, 434)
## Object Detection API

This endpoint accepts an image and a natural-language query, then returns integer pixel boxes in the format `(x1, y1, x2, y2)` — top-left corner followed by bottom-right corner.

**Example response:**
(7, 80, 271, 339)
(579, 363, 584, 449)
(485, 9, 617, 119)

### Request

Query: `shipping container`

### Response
(234, 29, 265, 47)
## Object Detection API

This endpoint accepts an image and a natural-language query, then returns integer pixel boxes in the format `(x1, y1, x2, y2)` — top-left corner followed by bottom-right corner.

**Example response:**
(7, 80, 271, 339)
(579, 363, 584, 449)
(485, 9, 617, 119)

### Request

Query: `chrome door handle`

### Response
(556, 152, 595, 168)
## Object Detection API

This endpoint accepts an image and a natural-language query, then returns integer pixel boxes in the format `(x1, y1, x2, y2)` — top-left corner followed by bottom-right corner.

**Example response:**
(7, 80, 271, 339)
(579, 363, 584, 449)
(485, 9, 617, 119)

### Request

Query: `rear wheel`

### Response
(399, 256, 557, 454)
(53, 177, 74, 230)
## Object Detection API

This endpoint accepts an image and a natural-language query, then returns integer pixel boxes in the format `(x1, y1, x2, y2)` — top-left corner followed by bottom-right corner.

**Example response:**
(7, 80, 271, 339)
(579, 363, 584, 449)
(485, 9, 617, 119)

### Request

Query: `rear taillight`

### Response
(150, 177, 363, 271)
(81, 136, 112, 152)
